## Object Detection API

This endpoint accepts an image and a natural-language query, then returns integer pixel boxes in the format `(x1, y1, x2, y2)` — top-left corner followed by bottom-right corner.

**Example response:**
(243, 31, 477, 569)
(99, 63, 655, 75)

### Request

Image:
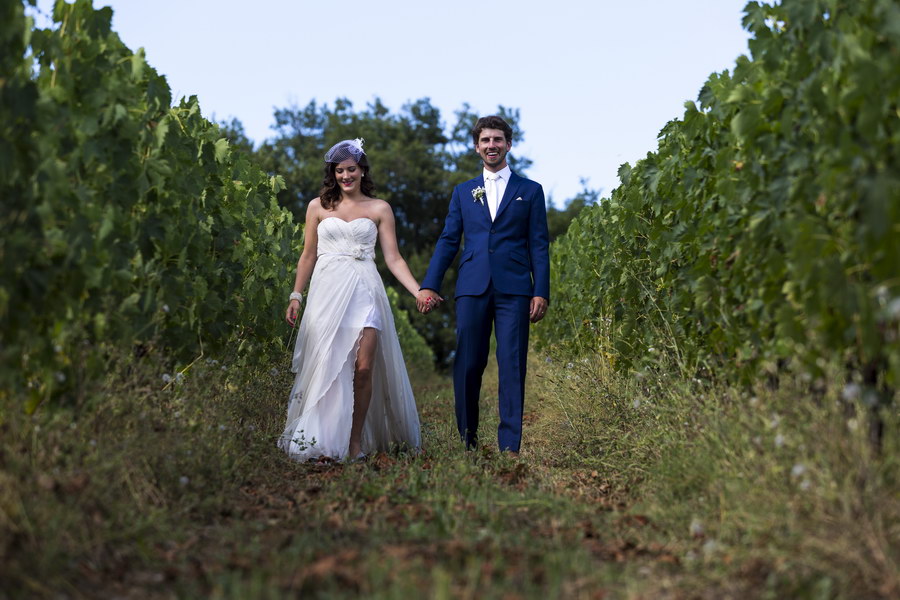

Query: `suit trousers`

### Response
(453, 284, 531, 452)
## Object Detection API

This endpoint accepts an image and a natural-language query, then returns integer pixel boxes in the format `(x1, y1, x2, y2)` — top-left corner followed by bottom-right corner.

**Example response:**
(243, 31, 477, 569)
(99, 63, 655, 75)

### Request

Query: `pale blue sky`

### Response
(32, 0, 753, 205)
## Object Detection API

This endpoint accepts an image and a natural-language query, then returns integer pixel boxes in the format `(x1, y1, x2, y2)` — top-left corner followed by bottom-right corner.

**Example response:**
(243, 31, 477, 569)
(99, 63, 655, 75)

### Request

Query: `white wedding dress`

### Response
(277, 217, 421, 460)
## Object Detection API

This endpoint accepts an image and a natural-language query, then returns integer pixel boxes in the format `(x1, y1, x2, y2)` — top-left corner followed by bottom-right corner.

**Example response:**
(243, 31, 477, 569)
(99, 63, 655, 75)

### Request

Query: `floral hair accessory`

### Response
(324, 138, 365, 164)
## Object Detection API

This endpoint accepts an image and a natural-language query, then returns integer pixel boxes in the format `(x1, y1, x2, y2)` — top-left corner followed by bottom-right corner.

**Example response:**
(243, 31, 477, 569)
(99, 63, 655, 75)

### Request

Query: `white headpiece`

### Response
(324, 138, 366, 164)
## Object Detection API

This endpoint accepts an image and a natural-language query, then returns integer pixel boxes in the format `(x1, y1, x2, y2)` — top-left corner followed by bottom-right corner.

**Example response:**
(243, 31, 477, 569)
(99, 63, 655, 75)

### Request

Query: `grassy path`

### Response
(68, 363, 680, 599)
(5, 353, 895, 599)
(158, 368, 668, 599)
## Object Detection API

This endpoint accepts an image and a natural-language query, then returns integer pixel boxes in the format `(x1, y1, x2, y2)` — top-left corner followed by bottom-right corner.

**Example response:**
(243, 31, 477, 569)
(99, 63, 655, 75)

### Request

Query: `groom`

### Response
(417, 116, 550, 454)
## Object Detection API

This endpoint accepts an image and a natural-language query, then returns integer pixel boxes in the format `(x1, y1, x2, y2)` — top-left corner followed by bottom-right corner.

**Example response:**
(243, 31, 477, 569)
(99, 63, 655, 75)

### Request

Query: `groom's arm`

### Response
(420, 186, 464, 295)
(528, 184, 551, 303)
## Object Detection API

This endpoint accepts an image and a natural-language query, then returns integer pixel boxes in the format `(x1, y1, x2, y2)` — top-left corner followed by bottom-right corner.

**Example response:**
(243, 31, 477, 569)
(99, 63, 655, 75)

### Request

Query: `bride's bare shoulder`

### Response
(369, 198, 393, 219)
(306, 197, 325, 220)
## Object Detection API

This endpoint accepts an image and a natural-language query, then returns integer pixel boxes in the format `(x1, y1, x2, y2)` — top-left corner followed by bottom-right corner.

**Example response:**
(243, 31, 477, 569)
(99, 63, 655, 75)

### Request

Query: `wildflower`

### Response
(799, 479, 812, 491)
(54, 344, 62, 353)
(162, 304, 170, 313)
(847, 418, 859, 431)
(749, 396, 759, 406)
(179, 476, 190, 486)
(774, 433, 785, 448)
(689, 518, 704, 537)
(632, 398, 641, 409)
(175, 372, 184, 383)
(566, 362, 574, 369)
(791, 463, 806, 478)
(702, 539, 719, 556)
(55, 372, 66, 383)
(270, 367, 279, 376)
(162, 373, 173, 384)
(218, 424, 226, 431)
(888, 297, 900, 319)
(841, 383, 861, 401)
(89, 439, 97, 447)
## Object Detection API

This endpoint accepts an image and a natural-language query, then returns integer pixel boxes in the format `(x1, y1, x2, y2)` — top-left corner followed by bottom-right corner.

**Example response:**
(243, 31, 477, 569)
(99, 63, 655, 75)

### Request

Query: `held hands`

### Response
(530, 296, 549, 323)
(416, 289, 443, 314)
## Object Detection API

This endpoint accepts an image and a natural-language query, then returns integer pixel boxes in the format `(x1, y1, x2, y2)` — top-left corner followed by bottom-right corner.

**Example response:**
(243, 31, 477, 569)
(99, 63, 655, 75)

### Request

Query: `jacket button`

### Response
(489, 249, 494, 253)
(490, 228, 495, 234)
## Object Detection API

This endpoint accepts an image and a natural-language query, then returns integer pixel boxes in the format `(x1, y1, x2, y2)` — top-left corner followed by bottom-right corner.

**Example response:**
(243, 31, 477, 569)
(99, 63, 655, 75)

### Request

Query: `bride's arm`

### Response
(376, 202, 422, 299)
(286, 200, 321, 325)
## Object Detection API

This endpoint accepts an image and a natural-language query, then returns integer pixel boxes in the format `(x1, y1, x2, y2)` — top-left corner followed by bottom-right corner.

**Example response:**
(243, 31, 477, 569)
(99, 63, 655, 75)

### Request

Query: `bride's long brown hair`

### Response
(319, 156, 376, 210)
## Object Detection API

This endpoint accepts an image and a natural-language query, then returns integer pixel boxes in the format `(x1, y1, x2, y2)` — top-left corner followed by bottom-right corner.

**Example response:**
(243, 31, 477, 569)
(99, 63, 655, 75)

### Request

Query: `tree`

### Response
(546, 179, 598, 243)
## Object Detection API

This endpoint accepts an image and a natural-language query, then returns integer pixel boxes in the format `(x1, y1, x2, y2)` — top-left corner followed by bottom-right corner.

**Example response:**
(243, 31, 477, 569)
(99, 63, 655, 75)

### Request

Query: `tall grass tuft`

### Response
(0, 347, 290, 596)
(531, 346, 899, 598)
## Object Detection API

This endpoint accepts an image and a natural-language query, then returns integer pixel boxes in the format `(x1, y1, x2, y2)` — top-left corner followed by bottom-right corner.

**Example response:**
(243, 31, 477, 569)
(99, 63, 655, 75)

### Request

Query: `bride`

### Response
(278, 139, 438, 461)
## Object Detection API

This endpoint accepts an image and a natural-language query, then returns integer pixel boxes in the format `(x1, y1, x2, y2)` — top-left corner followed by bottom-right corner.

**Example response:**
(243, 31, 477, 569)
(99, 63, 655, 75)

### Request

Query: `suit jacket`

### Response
(422, 170, 550, 301)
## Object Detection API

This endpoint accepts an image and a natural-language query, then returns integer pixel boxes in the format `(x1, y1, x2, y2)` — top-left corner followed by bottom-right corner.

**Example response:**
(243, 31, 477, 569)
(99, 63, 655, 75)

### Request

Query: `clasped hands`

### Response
(416, 290, 548, 322)
(416, 289, 443, 314)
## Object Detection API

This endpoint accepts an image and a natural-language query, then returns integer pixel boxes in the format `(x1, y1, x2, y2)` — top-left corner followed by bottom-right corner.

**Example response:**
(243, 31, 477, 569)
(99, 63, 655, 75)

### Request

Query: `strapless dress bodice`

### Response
(316, 217, 377, 260)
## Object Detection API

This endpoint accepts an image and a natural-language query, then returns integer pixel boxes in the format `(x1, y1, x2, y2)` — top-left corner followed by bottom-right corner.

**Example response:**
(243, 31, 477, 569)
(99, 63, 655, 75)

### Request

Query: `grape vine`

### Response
(1, 0, 299, 410)
(536, 0, 900, 390)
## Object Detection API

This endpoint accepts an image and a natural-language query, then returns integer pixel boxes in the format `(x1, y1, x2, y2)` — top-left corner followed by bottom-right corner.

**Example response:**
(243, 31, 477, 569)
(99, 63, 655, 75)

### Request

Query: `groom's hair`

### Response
(472, 116, 513, 145)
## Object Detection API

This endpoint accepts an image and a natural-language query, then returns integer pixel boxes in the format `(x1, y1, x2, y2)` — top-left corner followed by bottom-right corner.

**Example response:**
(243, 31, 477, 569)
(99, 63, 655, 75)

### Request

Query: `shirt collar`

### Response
(483, 164, 511, 181)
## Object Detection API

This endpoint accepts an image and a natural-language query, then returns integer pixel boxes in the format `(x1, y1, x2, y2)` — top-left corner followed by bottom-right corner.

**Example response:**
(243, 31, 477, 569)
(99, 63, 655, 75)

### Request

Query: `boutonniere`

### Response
(471, 186, 486, 205)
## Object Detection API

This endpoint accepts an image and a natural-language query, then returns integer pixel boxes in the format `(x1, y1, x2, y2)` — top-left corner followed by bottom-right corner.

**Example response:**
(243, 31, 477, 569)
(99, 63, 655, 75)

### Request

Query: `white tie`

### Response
(486, 174, 500, 220)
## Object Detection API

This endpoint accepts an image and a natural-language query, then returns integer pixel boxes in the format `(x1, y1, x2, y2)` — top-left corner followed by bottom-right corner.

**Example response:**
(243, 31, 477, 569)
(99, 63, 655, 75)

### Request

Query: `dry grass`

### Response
(530, 347, 900, 598)
(1, 344, 896, 599)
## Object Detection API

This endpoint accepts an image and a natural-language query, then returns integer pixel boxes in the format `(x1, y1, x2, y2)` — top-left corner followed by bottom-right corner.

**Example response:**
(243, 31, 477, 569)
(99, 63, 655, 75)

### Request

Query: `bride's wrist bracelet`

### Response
(289, 292, 303, 304)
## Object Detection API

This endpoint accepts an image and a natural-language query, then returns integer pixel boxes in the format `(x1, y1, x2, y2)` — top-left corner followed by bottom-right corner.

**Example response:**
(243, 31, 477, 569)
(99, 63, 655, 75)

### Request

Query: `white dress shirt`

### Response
(483, 164, 511, 221)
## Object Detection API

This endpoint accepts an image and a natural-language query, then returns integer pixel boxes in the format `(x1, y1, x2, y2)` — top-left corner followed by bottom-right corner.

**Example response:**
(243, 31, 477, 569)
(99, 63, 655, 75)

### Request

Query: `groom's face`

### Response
(475, 128, 511, 171)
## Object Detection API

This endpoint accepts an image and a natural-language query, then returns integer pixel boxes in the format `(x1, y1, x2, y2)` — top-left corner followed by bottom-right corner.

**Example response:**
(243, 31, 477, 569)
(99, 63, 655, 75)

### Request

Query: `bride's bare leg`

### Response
(349, 327, 377, 458)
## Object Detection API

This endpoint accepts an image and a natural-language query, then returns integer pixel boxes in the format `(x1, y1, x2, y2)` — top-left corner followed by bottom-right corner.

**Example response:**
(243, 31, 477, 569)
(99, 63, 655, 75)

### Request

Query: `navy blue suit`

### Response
(422, 171, 550, 451)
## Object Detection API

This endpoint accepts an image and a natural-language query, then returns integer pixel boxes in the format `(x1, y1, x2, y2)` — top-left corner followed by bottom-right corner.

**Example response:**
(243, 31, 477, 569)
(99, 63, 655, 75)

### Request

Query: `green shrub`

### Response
(537, 0, 900, 388)
(0, 0, 298, 412)
(387, 286, 435, 377)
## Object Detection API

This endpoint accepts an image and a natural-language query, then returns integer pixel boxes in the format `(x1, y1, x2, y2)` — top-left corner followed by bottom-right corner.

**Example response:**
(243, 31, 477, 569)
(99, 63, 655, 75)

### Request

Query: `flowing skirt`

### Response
(277, 255, 421, 460)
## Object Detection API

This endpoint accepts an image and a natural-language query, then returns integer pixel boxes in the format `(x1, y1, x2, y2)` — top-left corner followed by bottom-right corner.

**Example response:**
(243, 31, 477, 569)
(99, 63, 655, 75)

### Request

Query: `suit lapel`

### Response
(494, 171, 521, 221)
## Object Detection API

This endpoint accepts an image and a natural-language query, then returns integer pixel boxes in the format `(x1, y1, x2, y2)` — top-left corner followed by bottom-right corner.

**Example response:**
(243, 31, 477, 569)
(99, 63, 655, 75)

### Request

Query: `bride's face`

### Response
(334, 160, 362, 194)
